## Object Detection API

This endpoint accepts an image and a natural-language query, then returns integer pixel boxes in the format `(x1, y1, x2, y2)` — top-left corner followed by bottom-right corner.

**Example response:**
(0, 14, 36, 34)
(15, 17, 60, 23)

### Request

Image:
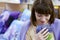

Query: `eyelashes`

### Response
(37, 14, 50, 17)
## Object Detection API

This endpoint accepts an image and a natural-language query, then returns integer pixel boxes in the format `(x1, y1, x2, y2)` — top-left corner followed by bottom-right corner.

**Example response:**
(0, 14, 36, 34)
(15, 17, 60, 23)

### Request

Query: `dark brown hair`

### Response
(31, 0, 55, 26)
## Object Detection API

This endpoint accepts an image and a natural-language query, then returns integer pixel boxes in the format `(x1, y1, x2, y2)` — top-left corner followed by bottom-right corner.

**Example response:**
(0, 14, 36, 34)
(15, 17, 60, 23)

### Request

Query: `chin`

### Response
(40, 23, 46, 25)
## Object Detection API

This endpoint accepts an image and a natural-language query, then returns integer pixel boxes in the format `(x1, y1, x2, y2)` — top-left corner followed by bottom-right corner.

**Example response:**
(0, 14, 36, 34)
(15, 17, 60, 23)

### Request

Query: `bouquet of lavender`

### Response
(36, 24, 54, 40)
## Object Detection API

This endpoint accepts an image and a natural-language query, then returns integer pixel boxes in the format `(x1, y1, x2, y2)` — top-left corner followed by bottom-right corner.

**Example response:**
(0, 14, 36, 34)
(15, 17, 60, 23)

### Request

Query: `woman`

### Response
(1, 0, 60, 40)
(20, 0, 60, 40)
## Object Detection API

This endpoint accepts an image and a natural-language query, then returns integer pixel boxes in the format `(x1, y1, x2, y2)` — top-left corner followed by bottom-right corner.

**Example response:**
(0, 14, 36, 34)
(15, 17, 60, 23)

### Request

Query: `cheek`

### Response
(35, 14, 39, 20)
(39, 17, 50, 22)
(46, 16, 50, 21)
(36, 16, 41, 21)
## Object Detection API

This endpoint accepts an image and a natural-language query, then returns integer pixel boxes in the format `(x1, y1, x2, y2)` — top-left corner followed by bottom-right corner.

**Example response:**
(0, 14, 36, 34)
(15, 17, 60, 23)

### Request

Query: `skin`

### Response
(35, 12, 50, 25)
(32, 12, 51, 40)
(33, 27, 49, 40)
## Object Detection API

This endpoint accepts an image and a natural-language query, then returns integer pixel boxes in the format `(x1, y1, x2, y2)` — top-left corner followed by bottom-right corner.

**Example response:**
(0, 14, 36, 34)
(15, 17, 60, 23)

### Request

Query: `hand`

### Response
(33, 27, 49, 40)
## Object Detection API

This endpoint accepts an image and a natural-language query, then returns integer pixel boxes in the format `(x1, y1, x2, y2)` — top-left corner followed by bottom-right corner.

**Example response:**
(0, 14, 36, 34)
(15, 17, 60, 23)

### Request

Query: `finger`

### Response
(43, 32, 49, 38)
(42, 29, 48, 35)
(38, 27, 47, 34)
(44, 36, 48, 40)
(39, 35, 46, 40)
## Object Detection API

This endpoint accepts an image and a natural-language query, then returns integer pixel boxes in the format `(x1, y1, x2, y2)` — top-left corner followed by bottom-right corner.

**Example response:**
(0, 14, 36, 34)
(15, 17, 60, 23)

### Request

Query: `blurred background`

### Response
(0, 0, 60, 34)
(0, 0, 60, 18)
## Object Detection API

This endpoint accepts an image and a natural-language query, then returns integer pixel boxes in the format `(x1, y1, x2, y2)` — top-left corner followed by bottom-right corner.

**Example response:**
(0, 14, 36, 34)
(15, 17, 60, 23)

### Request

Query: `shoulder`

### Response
(51, 18, 60, 30)
(51, 18, 60, 32)
(53, 18, 60, 25)
(52, 18, 60, 39)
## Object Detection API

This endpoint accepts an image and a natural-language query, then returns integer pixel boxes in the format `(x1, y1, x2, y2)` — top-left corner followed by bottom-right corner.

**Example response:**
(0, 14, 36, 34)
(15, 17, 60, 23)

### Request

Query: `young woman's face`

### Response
(35, 12, 51, 25)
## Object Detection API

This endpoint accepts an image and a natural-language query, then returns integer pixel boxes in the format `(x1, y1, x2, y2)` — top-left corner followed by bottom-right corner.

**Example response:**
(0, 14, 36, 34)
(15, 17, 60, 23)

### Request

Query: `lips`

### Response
(40, 21, 45, 24)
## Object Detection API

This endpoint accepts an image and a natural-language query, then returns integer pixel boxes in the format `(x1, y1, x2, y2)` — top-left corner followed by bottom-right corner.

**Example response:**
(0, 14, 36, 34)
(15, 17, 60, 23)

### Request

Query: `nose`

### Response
(40, 16, 46, 21)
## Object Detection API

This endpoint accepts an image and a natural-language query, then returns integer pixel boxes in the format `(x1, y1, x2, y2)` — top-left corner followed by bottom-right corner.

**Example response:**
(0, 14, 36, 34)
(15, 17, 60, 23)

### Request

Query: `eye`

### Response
(37, 14, 43, 17)
(45, 14, 49, 17)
